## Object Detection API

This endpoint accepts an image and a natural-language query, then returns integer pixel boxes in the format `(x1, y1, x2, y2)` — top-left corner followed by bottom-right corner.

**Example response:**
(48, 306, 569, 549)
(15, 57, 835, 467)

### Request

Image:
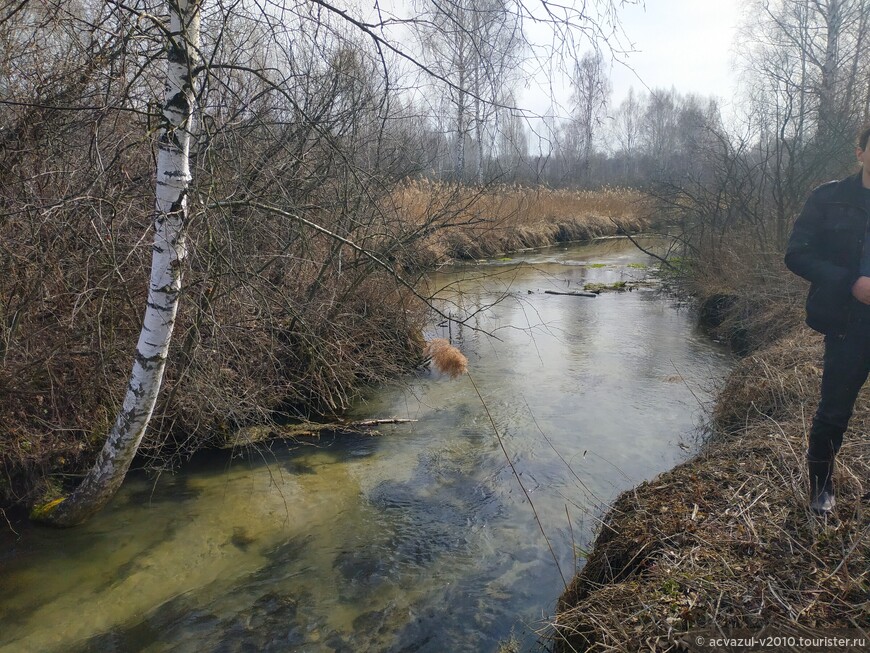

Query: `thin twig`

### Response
(0, 508, 19, 537)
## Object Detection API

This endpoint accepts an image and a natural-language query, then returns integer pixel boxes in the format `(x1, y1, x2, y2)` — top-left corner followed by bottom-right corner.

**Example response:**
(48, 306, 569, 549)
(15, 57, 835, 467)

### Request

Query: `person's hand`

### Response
(852, 276, 870, 304)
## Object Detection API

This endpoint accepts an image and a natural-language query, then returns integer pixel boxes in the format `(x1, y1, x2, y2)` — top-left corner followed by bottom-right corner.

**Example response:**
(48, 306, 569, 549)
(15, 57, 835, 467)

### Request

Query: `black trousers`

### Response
(808, 324, 870, 460)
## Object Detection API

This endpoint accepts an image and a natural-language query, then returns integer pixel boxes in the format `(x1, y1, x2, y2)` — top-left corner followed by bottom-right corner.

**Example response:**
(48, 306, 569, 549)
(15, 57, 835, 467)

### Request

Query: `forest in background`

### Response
(2, 0, 870, 520)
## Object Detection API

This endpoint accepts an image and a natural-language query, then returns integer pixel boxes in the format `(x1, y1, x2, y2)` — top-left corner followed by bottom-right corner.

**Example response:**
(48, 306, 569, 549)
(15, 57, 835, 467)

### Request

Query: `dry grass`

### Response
(685, 237, 808, 352)
(549, 324, 870, 652)
(713, 331, 824, 432)
(392, 181, 648, 263)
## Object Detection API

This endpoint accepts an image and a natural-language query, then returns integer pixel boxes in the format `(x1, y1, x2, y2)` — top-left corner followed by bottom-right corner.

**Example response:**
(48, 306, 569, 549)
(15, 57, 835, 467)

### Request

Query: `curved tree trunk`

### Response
(34, 0, 201, 527)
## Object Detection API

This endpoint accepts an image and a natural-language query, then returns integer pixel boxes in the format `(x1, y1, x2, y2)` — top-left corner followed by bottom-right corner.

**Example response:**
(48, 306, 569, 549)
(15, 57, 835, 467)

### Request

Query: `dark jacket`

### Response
(785, 172, 870, 335)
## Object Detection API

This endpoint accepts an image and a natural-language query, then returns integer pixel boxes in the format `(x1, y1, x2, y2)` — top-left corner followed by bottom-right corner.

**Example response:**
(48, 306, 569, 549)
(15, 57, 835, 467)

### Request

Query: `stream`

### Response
(0, 237, 731, 653)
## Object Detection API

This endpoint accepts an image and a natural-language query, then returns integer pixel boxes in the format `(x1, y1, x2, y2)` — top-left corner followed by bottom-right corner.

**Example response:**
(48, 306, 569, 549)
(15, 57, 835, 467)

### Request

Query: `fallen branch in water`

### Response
(223, 418, 417, 449)
(349, 418, 417, 427)
(544, 290, 598, 298)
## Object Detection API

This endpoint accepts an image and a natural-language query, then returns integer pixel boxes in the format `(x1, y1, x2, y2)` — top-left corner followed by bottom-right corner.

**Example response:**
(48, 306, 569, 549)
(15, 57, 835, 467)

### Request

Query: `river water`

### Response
(0, 238, 731, 653)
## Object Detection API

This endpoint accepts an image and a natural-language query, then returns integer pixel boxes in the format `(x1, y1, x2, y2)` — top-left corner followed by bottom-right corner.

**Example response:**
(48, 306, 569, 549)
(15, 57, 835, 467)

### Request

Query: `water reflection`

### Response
(0, 238, 730, 653)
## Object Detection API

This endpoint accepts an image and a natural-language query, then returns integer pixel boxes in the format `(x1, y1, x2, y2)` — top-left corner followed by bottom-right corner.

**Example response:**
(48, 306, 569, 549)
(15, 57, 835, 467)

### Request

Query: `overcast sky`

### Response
(517, 0, 745, 118)
(611, 0, 743, 103)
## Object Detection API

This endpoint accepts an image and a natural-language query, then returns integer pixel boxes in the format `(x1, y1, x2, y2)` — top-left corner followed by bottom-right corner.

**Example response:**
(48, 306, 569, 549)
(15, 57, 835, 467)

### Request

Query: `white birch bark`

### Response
(36, 0, 201, 526)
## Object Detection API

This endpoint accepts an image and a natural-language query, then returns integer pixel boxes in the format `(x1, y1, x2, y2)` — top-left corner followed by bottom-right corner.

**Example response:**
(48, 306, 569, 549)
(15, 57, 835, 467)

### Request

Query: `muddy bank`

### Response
(550, 299, 870, 651)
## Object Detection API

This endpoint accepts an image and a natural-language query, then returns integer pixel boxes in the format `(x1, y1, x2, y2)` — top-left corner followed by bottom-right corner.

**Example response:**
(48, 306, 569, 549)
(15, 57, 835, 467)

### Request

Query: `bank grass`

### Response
(550, 245, 870, 651)
(679, 235, 808, 352)
(392, 181, 648, 263)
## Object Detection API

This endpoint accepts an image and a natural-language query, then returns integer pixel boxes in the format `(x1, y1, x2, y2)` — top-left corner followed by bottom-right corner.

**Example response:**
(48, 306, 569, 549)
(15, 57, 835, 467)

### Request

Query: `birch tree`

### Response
(414, 0, 524, 182)
(570, 49, 610, 180)
(34, 0, 200, 526)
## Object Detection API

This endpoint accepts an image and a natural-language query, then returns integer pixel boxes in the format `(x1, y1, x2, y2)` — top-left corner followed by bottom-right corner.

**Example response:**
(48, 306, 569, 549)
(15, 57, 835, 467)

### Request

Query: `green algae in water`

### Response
(584, 281, 628, 293)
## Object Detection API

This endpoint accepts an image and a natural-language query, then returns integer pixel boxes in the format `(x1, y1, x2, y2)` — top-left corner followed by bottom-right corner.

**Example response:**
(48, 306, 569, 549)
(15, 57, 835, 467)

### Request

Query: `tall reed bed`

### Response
(389, 181, 648, 263)
(549, 246, 870, 651)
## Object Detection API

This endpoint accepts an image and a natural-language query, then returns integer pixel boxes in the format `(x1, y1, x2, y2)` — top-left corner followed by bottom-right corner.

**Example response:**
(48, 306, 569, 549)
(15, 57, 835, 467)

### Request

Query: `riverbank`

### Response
(0, 184, 647, 518)
(550, 275, 870, 650)
(1, 237, 720, 653)
(402, 182, 646, 264)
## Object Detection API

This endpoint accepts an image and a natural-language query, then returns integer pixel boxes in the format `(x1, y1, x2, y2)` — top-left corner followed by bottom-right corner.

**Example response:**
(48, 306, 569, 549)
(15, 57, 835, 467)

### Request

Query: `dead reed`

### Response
(392, 181, 648, 262)
(424, 338, 468, 378)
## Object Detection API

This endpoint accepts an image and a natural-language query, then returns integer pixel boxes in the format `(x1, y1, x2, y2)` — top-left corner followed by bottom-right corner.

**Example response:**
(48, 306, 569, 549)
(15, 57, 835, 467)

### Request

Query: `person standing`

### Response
(784, 124, 870, 514)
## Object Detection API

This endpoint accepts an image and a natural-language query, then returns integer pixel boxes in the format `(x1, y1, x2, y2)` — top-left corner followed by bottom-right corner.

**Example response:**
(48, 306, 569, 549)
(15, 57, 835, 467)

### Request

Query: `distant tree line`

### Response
(648, 0, 870, 256)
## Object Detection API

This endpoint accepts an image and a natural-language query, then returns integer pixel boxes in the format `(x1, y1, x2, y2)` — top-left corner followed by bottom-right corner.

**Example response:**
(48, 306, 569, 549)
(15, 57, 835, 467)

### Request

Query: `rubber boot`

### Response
(807, 457, 836, 514)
